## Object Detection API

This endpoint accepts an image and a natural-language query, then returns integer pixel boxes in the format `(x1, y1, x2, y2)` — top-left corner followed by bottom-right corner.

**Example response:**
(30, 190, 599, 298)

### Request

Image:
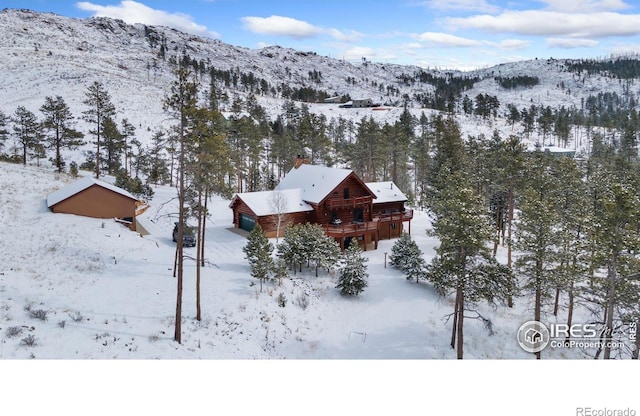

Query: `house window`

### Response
(343, 188, 350, 199)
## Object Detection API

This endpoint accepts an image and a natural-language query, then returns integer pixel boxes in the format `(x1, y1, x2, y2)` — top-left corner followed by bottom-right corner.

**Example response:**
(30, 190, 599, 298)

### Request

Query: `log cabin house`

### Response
(229, 161, 413, 250)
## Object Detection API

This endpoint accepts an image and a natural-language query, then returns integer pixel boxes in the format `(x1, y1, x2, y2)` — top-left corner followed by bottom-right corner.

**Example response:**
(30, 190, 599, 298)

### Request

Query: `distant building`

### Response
(323, 96, 342, 104)
(352, 98, 373, 108)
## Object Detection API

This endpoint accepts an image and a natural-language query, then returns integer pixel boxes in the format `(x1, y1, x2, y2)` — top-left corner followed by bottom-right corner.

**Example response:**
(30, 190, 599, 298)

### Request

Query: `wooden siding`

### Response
(373, 202, 413, 239)
(230, 197, 311, 237)
(316, 175, 374, 226)
(50, 185, 137, 231)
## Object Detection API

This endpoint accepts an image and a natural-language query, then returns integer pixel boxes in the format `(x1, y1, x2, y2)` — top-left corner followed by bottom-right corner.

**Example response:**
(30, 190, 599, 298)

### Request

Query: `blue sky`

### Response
(6, 0, 640, 70)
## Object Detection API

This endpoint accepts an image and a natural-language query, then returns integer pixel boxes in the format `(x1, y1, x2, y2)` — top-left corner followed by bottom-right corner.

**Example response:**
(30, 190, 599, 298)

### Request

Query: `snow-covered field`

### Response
(0, 160, 597, 361)
(0, 162, 634, 412)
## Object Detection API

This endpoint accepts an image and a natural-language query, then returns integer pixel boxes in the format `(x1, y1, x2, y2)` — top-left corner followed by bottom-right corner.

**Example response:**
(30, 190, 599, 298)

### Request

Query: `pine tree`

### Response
(40, 96, 84, 173)
(277, 224, 305, 274)
(243, 224, 274, 292)
(0, 110, 9, 152)
(513, 150, 559, 359)
(389, 232, 426, 283)
(549, 157, 591, 333)
(82, 81, 116, 179)
(101, 116, 125, 175)
(11, 106, 41, 165)
(164, 66, 199, 344)
(426, 170, 515, 359)
(336, 242, 368, 296)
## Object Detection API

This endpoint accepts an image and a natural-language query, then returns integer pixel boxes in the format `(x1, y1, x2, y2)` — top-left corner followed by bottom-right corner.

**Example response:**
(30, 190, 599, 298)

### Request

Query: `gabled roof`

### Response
(366, 181, 408, 204)
(229, 189, 314, 216)
(275, 164, 372, 204)
(47, 176, 137, 208)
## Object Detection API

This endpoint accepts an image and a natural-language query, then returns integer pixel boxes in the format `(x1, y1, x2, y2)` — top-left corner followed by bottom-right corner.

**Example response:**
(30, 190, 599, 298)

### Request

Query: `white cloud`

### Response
(448, 10, 640, 38)
(241, 15, 362, 42)
(241, 15, 321, 39)
(421, 0, 501, 13)
(75, 1, 219, 38)
(414, 31, 482, 47)
(547, 38, 599, 48)
(493, 39, 530, 50)
(541, 0, 631, 13)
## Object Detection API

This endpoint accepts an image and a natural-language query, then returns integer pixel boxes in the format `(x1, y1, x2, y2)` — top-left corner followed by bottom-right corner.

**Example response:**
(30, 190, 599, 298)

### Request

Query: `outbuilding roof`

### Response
(47, 176, 137, 208)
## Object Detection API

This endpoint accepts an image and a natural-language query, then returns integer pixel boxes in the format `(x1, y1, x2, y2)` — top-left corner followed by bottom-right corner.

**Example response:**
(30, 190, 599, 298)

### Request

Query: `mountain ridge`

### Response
(0, 8, 637, 148)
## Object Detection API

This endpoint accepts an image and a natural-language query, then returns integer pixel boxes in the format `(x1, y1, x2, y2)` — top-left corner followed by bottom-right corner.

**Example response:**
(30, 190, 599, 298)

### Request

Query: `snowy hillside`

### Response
(0, 8, 634, 151)
(0, 160, 604, 360)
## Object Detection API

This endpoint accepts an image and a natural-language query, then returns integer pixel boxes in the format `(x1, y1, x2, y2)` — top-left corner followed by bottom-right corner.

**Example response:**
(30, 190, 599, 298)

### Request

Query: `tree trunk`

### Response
(456, 285, 464, 360)
(200, 187, 208, 267)
(174, 115, 186, 344)
(196, 188, 202, 321)
(450, 291, 459, 350)
(603, 261, 617, 360)
(633, 322, 639, 360)
(506, 189, 514, 307)
(535, 257, 542, 359)
(553, 287, 560, 316)
(566, 280, 574, 346)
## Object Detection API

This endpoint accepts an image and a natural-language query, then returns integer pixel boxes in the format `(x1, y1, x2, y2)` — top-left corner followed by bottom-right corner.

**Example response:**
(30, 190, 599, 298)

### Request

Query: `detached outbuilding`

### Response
(47, 176, 139, 231)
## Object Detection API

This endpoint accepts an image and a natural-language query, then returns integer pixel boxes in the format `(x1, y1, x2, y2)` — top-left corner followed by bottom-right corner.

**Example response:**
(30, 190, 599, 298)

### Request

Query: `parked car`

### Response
(173, 222, 197, 247)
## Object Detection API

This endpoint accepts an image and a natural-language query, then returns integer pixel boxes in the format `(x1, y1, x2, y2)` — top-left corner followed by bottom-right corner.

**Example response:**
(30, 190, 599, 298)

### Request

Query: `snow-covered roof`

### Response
(275, 164, 354, 204)
(230, 189, 313, 216)
(47, 176, 137, 208)
(366, 181, 407, 204)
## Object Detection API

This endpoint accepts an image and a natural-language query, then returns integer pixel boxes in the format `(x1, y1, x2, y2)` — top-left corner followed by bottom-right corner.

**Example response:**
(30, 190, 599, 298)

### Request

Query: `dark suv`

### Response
(173, 223, 197, 247)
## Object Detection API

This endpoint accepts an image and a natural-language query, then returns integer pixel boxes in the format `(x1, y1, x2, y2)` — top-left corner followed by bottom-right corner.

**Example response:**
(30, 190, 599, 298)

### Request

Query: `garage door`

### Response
(239, 213, 256, 232)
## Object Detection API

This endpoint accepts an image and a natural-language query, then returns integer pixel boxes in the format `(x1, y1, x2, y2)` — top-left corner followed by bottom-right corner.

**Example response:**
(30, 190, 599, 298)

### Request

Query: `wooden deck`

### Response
(375, 209, 414, 223)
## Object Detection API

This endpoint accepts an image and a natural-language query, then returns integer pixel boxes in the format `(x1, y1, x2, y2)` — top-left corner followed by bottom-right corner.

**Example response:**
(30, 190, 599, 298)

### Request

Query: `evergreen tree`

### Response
(336, 243, 369, 296)
(389, 232, 426, 283)
(0, 110, 9, 152)
(243, 224, 274, 292)
(164, 66, 199, 343)
(277, 224, 305, 274)
(120, 118, 137, 176)
(82, 81, 116, 179)
(40, 96, 84, 173)
(101, 116, 125, 175)
(549, 157, 591, 331)
(146, 130, 171, 185)
(426, 170, 515, 359)
(514, 151, 559, 359)
(11, 106, 41, 166)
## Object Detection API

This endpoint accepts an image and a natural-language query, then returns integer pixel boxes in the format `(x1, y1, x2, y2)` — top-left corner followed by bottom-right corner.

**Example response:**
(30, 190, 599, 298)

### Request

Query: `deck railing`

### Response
(322, 220, 379, 237)
(325, 196, 372, 210)
(375, 209, 414, 222)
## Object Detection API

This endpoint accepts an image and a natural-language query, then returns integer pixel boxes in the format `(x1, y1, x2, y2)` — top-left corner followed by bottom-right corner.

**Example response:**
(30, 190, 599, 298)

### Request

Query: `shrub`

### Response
(21, 334, 37, 347)
(6, 326, 22, 338)
(277, 292, 287, 308)
(29, 309, 48, 321)
(68, 311, 83, 322)
(295, 293, 310, 310)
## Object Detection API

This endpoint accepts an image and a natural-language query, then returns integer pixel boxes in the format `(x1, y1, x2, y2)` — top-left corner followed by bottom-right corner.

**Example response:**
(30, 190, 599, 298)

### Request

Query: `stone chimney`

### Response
(294, 155, 310, 169)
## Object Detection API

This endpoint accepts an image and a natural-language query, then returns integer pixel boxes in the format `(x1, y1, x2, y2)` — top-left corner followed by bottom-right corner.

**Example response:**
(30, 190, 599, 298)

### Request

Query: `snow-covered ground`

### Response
(0, 162, 634, 412)
(0, 160, 598, 360)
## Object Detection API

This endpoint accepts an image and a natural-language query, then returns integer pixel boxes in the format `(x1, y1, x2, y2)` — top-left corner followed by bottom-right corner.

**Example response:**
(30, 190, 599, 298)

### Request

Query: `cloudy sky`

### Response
(6, 0, 640, 70)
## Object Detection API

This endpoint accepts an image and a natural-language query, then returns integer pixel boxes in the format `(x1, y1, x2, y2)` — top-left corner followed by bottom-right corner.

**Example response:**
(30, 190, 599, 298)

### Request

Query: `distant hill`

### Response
(1, 8, 638, 149)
